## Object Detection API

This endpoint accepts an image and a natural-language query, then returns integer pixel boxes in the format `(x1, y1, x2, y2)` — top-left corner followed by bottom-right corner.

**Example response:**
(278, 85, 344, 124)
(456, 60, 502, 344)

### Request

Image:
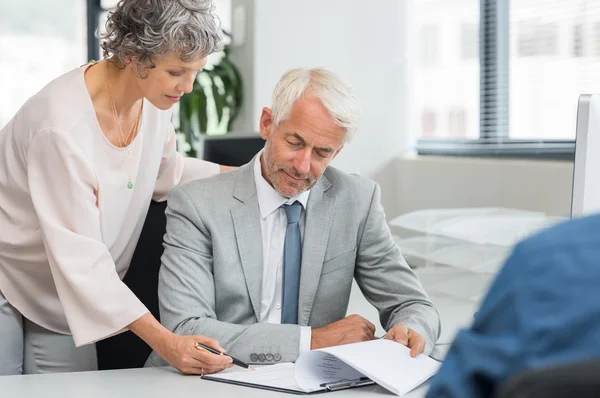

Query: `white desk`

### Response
(415, 267, 487, 344)
(348, 266, 483, 349)
(0, 266, 487, 397)
(0, 366, 428, 398)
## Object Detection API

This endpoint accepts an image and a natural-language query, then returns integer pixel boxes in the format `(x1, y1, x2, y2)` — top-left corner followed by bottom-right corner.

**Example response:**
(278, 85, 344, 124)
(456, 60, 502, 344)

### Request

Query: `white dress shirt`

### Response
(253, 152, 312, 354)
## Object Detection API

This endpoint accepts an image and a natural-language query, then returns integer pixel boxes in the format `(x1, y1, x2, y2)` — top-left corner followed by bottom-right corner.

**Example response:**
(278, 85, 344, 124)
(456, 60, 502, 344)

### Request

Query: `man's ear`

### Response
(259, 107, 273, 140)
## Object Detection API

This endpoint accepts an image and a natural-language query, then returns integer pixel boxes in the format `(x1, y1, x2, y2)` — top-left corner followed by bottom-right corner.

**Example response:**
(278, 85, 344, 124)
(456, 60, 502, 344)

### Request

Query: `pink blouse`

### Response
(0, 64, 220, 346)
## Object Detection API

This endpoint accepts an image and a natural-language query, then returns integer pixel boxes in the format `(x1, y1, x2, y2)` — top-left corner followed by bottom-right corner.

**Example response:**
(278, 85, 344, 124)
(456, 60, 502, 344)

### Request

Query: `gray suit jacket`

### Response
(146, 158, 440, 367)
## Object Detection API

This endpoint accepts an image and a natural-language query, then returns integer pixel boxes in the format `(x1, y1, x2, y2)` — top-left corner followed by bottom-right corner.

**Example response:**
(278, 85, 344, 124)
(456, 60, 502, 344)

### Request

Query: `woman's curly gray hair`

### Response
(99, 0, 223, 77)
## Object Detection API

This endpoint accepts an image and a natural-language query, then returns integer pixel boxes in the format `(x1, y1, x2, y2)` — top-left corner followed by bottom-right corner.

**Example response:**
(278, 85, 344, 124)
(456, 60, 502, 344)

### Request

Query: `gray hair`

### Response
(99, 0, 223, 77)
(271, 68, 361, 143)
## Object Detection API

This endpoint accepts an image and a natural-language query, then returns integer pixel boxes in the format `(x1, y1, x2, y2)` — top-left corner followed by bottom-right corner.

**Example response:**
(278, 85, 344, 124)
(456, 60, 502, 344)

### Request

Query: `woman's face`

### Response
(135, 52, 207, 110)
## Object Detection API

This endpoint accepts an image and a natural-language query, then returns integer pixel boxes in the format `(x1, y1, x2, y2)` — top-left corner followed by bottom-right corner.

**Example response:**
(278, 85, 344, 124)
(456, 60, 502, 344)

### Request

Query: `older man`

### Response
(146, 68, 440, 368)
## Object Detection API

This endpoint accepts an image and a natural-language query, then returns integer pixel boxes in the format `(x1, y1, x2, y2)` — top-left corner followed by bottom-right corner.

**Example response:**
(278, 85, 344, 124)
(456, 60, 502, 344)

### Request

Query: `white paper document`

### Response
(203, 339, 441, 396)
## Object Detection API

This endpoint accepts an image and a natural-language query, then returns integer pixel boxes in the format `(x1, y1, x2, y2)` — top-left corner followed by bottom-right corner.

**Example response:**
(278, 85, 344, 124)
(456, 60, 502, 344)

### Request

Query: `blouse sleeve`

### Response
(27, 129, 148, 347)
(152, 125, 220, 202)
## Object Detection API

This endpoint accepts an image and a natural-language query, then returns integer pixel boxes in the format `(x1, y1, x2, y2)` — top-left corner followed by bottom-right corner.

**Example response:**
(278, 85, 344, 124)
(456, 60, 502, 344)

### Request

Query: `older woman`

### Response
(0, 0, 234, 375)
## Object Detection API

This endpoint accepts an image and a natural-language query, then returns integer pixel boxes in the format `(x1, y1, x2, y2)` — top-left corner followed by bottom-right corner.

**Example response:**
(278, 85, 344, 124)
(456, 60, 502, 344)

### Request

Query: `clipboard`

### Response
(202, 373, 374, 395)
(200, 340, 440, 396)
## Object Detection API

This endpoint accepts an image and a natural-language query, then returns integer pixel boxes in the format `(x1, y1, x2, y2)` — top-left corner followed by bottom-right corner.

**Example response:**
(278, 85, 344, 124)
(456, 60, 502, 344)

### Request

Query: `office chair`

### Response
(96, 200, 167, 370)
(495, 357, 600, 398)
(96, 135, 263, 369)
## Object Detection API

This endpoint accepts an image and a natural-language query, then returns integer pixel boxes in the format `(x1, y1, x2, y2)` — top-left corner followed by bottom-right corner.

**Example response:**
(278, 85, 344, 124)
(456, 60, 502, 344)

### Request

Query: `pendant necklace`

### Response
(105, 61, 143, 190)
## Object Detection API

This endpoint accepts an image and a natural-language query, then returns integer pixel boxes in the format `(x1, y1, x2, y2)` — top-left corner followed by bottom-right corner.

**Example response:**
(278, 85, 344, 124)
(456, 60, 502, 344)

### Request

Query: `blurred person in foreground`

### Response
(427, 213, 600, 397)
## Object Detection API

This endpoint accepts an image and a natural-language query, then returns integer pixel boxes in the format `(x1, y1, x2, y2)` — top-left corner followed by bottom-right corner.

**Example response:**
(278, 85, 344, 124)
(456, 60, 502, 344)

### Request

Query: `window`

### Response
(509, 0, 600, 140)
(419, 25, 439, 67)
(413, 0, 479, 140)
(421, 110, 437, 137)
(517, 22, 558, 57)
(460, 23, 479, 61)
(0, 1, 87, 128)
(572, 24, 584, 57)
(414, 0, 600, 158)
(448, 108, 467, 137)
(594, 22, 600, 56)
(96, 0, 120, 57)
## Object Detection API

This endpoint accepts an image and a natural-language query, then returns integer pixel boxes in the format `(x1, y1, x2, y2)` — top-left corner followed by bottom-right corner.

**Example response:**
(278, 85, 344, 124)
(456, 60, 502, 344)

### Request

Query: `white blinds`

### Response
(509, 0, 600, 139)
(414, 0, 600, 141)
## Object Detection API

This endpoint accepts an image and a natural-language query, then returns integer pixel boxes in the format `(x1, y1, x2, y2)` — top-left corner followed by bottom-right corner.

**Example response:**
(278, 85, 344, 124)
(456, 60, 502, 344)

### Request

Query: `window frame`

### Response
(415, 0, 576, 160)
(87, 0, 104, 62)
(88, 0, 122, 60)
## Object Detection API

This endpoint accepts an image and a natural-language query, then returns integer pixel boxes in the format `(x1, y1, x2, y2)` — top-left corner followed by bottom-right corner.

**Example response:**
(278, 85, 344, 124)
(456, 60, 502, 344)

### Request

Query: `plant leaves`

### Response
(178, 91, 196, 156)
(220, 57, 243, 108)
(209, 74, 226, 125)
(179, 47, 243, 136)
(196, 86, 208, 134)
(215, 67, 233, 106)
(178, 93, 188, 131)
(212, 64, 238, 131)
(217, 58, 243, 130)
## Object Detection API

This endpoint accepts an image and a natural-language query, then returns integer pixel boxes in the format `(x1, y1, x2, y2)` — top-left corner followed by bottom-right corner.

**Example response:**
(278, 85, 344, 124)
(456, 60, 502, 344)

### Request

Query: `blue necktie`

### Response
(281, 201, 302, 324)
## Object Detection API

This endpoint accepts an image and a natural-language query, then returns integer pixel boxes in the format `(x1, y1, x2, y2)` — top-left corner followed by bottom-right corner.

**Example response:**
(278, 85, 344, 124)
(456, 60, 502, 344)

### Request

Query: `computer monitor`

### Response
(571, 94, 600, 217)
(202, 134, 265, 167)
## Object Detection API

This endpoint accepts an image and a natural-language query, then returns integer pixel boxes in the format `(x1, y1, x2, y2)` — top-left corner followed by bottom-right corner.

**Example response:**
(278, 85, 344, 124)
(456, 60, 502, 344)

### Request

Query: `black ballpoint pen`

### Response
(195, 342, 256, 370)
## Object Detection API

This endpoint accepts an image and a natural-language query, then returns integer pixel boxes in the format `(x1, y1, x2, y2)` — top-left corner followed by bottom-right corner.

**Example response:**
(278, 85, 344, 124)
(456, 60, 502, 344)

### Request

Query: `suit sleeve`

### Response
(156, 186, 303, 364)
(354, 183, 441, 354)
(27, 130, 148, 346)
(425, 245, 525, 398)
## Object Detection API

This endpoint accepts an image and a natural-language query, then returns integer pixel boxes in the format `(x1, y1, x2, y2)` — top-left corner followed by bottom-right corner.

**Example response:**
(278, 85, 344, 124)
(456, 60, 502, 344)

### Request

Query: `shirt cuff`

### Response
(299, 326, 312, 355)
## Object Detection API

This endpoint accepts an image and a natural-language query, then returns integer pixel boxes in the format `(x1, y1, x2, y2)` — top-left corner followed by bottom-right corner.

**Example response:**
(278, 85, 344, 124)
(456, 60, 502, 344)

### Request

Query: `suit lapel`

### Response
(298, 174, 335, 326)
(231, 159, 263, 321)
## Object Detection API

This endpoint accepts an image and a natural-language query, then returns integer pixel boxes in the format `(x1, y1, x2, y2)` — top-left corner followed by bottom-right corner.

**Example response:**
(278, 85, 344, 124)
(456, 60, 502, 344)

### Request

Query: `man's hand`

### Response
(311, 314, 376, 350)
(384, 324, 426, 358)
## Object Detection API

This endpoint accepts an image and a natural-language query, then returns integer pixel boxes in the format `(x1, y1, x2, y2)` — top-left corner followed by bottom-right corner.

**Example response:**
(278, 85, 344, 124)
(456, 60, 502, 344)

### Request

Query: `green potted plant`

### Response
(178, 31, 243, 157)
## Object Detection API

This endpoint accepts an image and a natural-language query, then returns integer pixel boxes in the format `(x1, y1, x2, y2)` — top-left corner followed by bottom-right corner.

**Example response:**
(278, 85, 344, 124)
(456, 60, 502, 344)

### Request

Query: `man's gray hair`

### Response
(99, 0, 223, 77)
(271, 68, 361, 144)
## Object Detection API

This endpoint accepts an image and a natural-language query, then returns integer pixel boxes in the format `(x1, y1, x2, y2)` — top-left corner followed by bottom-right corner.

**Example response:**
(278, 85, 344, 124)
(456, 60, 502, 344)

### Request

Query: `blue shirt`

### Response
(427, 213, 600, 398)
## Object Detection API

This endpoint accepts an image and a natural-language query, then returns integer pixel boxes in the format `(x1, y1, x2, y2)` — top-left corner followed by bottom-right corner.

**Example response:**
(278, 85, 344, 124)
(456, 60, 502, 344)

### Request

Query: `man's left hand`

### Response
(384, 324, 426, 358)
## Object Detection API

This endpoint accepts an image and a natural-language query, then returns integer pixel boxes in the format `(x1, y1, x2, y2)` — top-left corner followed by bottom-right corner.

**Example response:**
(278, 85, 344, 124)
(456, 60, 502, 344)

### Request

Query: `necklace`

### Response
(105, 61, 143, 190)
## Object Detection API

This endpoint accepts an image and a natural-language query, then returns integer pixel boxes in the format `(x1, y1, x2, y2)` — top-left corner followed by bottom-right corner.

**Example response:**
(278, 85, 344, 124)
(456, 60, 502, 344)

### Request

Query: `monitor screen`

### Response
(202, 135, 265, 167)
(571, 94, 600, 217)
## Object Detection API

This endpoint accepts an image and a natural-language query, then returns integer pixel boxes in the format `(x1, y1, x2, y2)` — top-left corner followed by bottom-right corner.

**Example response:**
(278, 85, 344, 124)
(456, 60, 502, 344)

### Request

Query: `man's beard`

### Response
(265, 158, 315, 198)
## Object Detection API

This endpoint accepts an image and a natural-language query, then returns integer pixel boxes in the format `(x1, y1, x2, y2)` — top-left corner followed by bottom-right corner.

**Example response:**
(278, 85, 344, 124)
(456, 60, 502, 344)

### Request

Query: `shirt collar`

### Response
(253, 150, 310, 219)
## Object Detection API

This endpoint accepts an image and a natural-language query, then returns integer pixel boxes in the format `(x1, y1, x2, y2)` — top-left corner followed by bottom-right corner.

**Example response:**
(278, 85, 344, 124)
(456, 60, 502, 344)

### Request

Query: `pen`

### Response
(195, 342, 256, 370)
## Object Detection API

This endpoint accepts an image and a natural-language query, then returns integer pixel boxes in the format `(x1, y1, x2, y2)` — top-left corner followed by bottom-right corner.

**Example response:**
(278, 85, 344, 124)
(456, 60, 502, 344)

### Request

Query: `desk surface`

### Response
(1, 266, 483, 397)
(0, 366, 428, 398)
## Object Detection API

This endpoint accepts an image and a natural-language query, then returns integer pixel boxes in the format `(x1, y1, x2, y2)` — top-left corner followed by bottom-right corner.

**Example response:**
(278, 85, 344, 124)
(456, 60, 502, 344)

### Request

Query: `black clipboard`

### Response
(201, 374, 375, 395)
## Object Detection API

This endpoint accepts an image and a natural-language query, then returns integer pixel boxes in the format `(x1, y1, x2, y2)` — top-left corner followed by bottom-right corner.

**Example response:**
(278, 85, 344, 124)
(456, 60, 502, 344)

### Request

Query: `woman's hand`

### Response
(219, 165, 236, 172)
(157, 333, 233, 375)
(128, 313, 232, 375)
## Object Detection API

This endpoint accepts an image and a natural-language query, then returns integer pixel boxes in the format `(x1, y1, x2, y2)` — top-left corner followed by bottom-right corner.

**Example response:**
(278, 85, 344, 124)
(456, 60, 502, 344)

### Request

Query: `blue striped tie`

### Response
(281, 201, 302, 324)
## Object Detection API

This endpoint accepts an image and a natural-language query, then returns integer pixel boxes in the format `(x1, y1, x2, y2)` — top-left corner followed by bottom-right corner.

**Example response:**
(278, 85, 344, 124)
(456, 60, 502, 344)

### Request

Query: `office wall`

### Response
(231, 1, 576, 331)
(231, 1, 574, 220)
(248, 0, 414, 216)
(395, 155, 574, 218)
